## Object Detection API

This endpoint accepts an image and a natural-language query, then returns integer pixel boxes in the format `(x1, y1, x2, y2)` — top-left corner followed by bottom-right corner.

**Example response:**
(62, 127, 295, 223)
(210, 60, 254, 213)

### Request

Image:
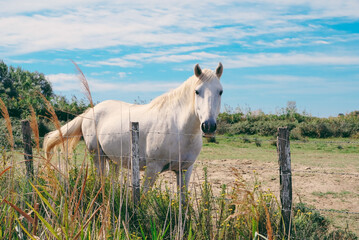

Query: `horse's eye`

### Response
(195, 90, 199, 95)
(219, 90, 223, 96)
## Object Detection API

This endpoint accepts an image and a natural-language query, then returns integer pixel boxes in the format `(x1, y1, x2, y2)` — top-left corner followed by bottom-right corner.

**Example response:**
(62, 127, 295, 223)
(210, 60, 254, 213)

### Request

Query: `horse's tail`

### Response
(43, 112, 86, 159)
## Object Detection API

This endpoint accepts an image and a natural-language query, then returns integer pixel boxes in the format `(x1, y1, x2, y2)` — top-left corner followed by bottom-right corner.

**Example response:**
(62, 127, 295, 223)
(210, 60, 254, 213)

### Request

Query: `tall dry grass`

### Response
(0, 97, 14, 150)
(71, 60, 93, 108)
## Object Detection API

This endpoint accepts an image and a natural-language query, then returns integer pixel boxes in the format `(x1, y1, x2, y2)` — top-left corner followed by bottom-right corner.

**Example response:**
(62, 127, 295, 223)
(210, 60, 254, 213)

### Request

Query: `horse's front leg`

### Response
(176, 164, 194, 205)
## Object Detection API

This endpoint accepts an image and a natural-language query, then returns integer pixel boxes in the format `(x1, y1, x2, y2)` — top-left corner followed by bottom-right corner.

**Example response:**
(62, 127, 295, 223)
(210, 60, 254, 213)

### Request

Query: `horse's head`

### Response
(193, 63, 223, 137)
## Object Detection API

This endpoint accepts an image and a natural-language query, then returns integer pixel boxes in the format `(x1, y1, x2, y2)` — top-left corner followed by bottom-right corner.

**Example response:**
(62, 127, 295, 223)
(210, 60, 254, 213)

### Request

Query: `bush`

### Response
(0, 118, 22, 148)
(292, 203, 358, 240)
(217, 111, 359, 139)
(290, 127, 303, 140)
(293, 203, 329, 239)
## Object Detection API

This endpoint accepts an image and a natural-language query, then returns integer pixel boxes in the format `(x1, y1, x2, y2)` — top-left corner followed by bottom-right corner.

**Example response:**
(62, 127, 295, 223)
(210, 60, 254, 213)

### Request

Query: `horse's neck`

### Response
(148, 77, 201, 135)
(167, 93, 200, 135)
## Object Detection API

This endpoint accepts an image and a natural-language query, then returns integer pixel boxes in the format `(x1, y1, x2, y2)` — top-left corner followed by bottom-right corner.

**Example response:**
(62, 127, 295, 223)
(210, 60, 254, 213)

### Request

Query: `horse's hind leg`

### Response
(92, 147, 108, 176)
(176, 164, 194, 205)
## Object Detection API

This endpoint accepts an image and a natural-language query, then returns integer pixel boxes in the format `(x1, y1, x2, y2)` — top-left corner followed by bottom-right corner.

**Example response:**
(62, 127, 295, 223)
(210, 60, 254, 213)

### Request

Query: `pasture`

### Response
(1, 133, 357, 239)
(122, 134, 359, 236)
(197, 136, 359, 235)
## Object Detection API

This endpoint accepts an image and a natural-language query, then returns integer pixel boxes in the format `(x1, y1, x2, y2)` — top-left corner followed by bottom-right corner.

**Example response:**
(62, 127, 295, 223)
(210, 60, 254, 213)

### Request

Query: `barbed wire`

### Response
(311, 208, 359, 215)
(292, 140, 359, 144)
(292, 169, 359, 177)
(3, 149, 358, 178)
(1, 129, 358, 217)
(235, 165, 359, 177)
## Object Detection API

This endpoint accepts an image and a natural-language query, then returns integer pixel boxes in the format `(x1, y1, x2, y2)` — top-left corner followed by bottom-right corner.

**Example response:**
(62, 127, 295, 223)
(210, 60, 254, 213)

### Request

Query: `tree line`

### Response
(0, 61, 90, 119)
(217, 107, 359, 139)
(0, 60, 89, 139)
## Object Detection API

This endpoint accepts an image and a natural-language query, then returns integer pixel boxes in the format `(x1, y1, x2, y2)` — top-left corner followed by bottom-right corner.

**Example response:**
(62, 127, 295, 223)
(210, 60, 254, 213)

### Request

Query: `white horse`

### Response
(43, 63, 223, 193)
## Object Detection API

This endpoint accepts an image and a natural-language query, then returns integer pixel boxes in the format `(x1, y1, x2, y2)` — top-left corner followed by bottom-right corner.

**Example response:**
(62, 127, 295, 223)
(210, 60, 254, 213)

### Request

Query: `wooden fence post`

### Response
(131, 122, 140, 206)
(22, 120, 34, 179)
(277, 127, 292, 237)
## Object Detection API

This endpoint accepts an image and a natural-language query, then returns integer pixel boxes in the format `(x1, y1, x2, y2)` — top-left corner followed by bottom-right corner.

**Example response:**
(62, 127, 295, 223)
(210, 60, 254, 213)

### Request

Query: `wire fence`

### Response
(1, 126, 359, 220)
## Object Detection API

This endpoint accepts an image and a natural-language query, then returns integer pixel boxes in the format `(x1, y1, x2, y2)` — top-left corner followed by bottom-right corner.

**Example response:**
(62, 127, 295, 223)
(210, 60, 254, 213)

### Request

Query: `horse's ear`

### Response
(194, 64, 202, 78)
(216, 62, 223, 79)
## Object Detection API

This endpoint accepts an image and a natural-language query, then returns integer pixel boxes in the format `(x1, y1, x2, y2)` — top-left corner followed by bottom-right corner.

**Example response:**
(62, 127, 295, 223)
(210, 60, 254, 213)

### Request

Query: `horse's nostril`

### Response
(201, 120, 217, 134)
(201, 122, 206, 132)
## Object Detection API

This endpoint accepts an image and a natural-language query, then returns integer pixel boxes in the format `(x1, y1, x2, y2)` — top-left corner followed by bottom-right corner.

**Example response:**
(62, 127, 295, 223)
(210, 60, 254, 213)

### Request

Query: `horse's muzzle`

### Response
(201, 119, 217, 136)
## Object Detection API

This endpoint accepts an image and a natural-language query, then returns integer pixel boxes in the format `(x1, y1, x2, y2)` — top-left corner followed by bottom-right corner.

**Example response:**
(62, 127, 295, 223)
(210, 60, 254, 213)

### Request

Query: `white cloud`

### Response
(245, 75, 325, 83)
(46, 73, 181, 93)
(253, 38, 330, 48)
(4, 59, 41, 64)
(222, 53, 359, 68)
(47, 73, 77, 83)
(0, 0, 102, 15)
(93, 58, 138, 67)
(123, 45, 216, 61)
(1, 0, 358, 56)
(118, 72, 127, 78)
(89, 81, 181, 92)
(87, 49, 222, 67)
(250, 34, 359, 48)
(150, 52, 222, 63)
(90, 51, 359, 71)
(46, 73, 80, 91)
(2, 0, 358, 19)
(90, 71, 112, 76)
(224, 74, 359, 95)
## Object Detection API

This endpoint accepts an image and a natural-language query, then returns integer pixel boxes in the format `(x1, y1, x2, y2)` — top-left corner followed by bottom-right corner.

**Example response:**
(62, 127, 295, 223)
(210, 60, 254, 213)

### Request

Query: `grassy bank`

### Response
(1, 158, 357, 239)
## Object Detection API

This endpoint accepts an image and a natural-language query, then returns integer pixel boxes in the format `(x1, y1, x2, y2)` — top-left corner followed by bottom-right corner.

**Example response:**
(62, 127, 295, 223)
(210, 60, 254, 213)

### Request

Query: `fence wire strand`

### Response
(1, 128, 359, 219)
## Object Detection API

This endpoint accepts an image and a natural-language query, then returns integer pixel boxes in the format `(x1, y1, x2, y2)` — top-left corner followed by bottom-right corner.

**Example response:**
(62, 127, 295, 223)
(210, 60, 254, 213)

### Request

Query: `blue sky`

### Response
(1, 0, 359, 117)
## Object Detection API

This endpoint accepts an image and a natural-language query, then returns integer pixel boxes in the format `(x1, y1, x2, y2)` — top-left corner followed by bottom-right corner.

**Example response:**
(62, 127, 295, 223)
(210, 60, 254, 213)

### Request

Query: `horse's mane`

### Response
(148, 69, 218, 111)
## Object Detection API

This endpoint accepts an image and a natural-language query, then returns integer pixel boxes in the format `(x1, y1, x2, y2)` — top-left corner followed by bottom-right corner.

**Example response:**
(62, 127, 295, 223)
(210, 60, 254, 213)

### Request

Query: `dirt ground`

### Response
(58, 140, 359, 233)
(186, 157, 359, 234)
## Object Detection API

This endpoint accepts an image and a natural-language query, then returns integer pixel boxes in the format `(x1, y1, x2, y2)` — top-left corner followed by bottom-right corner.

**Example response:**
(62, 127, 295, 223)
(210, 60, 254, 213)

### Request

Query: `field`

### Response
(194, 135, 359, 235)
(67, 135, 359, 236)
(1, 134, 358, 239)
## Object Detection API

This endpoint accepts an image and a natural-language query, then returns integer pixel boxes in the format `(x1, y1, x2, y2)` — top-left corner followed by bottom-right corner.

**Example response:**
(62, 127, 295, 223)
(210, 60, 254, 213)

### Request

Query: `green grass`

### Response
(200, 134, 359, 169)
(312, 191, 358, 199)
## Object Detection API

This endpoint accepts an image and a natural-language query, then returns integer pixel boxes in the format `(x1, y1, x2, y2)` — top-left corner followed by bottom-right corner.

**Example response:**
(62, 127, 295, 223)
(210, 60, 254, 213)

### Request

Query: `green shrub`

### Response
(217, 111, 359, 139)
(290, 127, 303, 140)
(292, 203, 358, 240)
(292, 203, 329, 239)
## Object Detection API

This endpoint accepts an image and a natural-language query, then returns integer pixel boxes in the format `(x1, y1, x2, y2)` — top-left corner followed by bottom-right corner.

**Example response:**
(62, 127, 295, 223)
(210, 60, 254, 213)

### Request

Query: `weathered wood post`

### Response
(22, 120, 34, 179)
(131, 122, 140, 206)
(277, 127, 292, 237)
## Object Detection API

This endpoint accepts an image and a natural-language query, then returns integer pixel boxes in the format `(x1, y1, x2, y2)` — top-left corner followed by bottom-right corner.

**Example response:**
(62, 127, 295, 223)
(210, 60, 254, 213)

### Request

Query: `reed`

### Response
(71, 60, 93, 108)
(0, 97, 14, 150)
